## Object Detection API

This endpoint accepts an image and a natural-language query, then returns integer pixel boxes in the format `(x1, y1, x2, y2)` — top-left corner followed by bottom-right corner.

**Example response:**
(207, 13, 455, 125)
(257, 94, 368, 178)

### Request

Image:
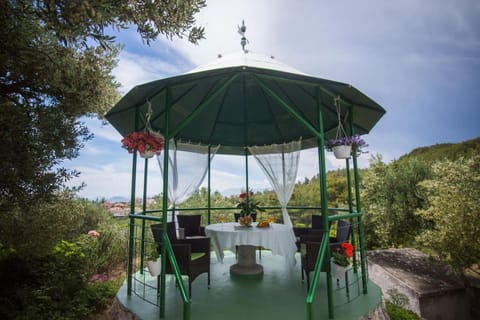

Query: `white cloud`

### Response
(113, 51, 187, 93)
(90, 123, 123, 143)
(71, 161, 165, 199)
(68, 0, 479, 199)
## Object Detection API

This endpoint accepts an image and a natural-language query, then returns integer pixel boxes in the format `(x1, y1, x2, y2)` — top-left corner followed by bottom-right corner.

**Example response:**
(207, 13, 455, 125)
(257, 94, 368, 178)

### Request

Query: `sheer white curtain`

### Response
(248, 139, 301, 227)
(157, 141, 219, 221)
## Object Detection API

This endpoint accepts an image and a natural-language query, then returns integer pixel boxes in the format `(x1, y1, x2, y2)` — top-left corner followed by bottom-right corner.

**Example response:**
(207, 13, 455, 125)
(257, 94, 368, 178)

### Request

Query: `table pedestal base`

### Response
(230, 245, 263, 276)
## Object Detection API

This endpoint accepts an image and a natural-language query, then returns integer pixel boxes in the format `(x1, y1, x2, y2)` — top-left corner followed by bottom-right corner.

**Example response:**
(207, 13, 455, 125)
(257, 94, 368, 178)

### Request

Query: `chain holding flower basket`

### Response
(121, 101, 164, 159)
(325, 97, 368, 159)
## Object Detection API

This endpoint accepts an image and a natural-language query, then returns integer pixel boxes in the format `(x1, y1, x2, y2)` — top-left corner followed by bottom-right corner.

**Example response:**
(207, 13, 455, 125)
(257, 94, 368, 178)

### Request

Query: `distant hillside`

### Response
(398, 136, 480, 163)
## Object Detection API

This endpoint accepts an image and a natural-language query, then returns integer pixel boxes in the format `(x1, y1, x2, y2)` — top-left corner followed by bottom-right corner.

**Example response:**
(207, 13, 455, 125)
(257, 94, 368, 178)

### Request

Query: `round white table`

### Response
(205, 222, 297, 276)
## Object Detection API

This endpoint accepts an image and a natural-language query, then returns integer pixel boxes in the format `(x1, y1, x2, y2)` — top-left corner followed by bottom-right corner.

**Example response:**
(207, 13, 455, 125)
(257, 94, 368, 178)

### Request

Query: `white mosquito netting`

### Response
(157, 141, 219, 221)
(248, 139, 301, 227)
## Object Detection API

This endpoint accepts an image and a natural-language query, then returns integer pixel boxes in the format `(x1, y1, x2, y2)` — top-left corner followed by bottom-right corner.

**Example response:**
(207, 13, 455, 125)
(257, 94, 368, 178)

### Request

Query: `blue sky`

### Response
(65, 0, 480, 200)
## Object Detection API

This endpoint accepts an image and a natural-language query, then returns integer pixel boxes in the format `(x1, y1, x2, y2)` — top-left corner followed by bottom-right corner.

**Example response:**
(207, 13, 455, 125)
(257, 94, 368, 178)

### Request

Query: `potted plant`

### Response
(330, 242, 354, 282)
(236, 190, 264, 226)
(325, 134, 368, 159)
(146, 248, 161, 277)
(121, 131, 164, 158)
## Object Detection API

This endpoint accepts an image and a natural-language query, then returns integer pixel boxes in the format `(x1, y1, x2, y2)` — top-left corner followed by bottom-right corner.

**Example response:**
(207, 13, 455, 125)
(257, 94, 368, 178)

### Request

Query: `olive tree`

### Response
(0, 0, 207, 262)
(0, 0, 206, 213)
(362, 155, 430, 248)
(415, 155, 480, 272)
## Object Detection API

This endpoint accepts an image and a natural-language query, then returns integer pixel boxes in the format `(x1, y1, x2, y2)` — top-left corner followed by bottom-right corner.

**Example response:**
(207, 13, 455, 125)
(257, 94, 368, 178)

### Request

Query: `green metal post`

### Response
(346, 160, 353, 213)
(306, 233, 329, 320)
(352, 153, 368, 293)
(245, 148, 249, 199)
(345, 160, 358, 272)
(127, 151, 138, 295)
(160, 90, 171, 318)
(207, 146, 211, 225)
(140, 157, 149, 272)
(316, 88, 334, 319)
(243, 73, 250, 203)
(349, 109, 368, 294)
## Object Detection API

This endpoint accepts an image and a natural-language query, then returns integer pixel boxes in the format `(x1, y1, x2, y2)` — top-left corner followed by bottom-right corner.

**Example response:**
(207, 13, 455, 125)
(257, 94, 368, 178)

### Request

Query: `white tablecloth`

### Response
(205, 222, 297, 266)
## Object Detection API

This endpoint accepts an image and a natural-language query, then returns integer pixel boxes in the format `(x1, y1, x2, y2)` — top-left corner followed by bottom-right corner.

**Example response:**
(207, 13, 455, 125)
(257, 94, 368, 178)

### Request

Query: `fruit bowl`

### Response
(256, 220, 270, 228)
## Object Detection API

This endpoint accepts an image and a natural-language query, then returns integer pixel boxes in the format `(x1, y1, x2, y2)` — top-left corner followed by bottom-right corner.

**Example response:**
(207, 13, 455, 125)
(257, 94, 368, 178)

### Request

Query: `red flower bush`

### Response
(332, 242, 354, 267)
(121, 131, 164, 155)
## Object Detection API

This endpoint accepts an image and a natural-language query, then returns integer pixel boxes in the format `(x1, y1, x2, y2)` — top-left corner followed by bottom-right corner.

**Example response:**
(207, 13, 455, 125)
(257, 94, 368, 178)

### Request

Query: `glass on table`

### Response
(268, 214, 275, 224)
(218, 213, 226, 223)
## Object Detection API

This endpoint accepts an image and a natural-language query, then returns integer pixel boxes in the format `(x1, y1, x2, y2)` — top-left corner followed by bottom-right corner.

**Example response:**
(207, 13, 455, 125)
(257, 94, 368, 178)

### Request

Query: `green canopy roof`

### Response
(105, 51, 386, 155)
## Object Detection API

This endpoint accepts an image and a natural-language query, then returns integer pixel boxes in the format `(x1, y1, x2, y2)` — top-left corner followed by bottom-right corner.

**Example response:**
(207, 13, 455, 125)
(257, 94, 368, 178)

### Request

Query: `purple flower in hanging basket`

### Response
(325, 135, 368, 154)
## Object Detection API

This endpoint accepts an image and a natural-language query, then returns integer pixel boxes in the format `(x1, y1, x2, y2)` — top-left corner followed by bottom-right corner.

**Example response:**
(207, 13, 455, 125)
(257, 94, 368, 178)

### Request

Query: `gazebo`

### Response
(105, 44, 386, 319)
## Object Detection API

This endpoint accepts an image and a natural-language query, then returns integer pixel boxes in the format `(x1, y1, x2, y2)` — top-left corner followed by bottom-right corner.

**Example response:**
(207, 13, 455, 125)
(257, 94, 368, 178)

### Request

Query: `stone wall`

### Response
(368, 248, 470, 320)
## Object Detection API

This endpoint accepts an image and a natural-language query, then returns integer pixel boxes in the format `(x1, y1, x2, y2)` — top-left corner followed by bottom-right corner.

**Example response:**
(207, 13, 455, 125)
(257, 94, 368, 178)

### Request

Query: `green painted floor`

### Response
(116, 251, 383, 320)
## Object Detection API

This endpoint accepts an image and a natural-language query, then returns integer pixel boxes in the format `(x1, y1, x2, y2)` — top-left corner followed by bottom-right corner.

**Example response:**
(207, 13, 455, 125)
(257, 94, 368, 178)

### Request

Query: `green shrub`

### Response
(86, 278, 123, 312)
(0, 238, 124, 320)
(386, 302, 420, 320)
(385, 289, 420, 320)
(79, 223, 128, 276)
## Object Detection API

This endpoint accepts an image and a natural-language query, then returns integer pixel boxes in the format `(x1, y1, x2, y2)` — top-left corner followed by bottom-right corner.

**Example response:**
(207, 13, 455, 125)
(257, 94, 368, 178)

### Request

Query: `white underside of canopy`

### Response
(186, 50, 307, 76)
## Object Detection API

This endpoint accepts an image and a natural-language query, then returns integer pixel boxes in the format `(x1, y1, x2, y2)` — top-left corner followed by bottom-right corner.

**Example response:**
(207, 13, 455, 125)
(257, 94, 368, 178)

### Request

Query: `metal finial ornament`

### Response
(238, 20, 249, 51)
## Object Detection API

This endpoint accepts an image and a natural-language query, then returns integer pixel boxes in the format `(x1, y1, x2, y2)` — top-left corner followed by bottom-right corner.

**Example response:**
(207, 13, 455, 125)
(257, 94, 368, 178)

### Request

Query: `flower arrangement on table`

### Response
(331, 242, 354, 267)
(121, 131, 164, 158)
(236, 190, 265, 226)
(325, 134, 368, 159)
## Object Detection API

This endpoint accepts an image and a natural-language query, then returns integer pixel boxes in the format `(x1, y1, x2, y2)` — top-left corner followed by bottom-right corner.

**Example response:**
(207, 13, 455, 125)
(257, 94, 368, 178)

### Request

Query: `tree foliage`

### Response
(361, 155, 431, 248)
(415, 155, 480, 272)
(0, 0, 206, 213)
(399, 136, 480, 164)
(0, 194, 113, 258)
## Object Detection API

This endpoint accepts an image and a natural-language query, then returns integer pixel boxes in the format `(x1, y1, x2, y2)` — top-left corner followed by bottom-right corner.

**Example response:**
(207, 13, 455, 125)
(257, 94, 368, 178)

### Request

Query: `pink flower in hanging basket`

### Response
(121, 131, 164, 155)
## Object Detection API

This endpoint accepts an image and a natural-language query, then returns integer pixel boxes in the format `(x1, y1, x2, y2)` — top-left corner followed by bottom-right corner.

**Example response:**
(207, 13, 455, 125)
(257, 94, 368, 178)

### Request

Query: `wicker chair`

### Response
(151, 222, 210, 296)
(331, 220, 351, 243)
(299, 232, 325, 287)
(177, 214, 206, 238)
(300, 232, 344, 290)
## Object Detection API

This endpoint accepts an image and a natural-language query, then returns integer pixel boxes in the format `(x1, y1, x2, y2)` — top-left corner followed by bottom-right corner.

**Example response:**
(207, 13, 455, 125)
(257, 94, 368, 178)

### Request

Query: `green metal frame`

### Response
(306, 232, 329, 319)
(123, 77, 372, 319)
(128, 213, 191, 319)
(306, 212, 364, 320)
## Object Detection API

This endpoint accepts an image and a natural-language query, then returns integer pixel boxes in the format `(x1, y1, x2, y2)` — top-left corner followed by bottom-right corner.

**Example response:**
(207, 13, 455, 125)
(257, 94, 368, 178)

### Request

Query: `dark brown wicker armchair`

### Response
(176, 214, 206, 238)
(300, 230, 347, 289)
(299, 232, 326, 288)
(150, 222, 210, 296)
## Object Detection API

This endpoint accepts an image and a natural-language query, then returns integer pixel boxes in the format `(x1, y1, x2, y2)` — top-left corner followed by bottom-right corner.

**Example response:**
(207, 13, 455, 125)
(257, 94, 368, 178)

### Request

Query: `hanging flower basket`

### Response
(332, 145, 352, 159)
(325, 135, 368, 159)
(121, 131, 164, 157)
(326, 96, 368, 159)
(139, 150, 156, 159)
